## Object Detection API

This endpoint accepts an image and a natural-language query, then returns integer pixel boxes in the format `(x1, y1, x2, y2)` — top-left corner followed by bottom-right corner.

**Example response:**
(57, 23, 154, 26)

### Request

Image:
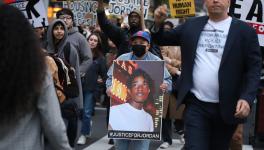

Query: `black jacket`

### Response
(97, 10, 163, 59)
(152, 16, 262, 124)
(97, 10, 130, 57)
(82, 56, 107, 92)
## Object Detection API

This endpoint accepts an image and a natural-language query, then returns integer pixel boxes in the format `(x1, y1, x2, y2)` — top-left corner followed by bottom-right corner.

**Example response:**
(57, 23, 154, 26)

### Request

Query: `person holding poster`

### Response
(109, 69, 154, 132)
(106, 31, 172, 150)
(152, 0, 262, 150)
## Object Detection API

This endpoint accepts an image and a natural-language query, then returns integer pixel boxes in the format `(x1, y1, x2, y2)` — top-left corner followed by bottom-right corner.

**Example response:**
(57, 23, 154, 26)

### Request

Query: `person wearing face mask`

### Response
(105, 31, 172, 150)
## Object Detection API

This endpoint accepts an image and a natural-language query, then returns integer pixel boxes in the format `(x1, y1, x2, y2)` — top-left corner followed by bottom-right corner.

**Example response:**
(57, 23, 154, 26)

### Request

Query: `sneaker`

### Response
(179, 134, 185, 144)
(77, 135, 86, 145)
(159, 142, 170, 149)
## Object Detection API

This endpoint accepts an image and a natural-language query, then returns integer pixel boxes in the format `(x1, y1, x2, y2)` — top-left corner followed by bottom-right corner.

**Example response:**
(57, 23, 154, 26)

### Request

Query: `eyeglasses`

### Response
(59, 15, 72, 20)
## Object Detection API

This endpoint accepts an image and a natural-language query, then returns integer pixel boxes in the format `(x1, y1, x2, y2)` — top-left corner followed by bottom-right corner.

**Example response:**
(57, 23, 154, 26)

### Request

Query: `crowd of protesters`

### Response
(0, 0, 262, 149)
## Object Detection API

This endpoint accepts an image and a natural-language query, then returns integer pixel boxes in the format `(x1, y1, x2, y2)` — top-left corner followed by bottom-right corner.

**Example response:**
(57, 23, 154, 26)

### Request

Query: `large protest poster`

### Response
(168, 0, 195, 18)
(108, 0, 149, 19)
(4, 0, 48, 28)
(62, 0, 98, 26)
(108, 60, 164, 140)
(229, 0, 264, 46)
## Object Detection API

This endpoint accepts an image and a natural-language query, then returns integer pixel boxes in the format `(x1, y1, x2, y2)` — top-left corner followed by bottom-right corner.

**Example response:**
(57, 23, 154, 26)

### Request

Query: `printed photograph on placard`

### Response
(108, 60, 164, 140)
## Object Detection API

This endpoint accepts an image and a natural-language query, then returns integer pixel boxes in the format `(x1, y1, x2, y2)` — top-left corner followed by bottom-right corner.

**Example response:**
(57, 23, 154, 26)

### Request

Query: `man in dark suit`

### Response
(152, 0, 262, 150)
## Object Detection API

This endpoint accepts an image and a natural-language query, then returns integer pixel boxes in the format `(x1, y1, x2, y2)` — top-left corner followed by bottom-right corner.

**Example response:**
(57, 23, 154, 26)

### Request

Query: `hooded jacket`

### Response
(67, 27, 93, 76)
(46, 19, 83, 108)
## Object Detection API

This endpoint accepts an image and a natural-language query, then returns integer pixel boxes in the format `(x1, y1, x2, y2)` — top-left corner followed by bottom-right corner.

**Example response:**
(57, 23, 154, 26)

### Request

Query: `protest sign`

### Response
(168, 0, 195, 18)
(4, 0, 48, 28)
(229, 0, 264, 46)
(51, 0, 64, 2)
(108, 0, 149, 19)
(108, 60, 164, 140)
(62, 0, 98, 26)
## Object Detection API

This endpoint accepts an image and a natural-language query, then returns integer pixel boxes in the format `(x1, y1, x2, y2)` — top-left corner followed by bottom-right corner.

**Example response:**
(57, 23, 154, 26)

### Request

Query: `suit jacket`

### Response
(152, 16, 262, 124)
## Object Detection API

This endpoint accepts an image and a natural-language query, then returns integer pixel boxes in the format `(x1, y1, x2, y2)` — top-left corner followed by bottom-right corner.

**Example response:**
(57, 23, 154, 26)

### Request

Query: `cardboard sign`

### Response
(108, 60, 164, 140)
(168, 0, 195, 18)
(62, 0, 98, 26)
(229, 0, 264, 46)
(108, 0, 149, 19)
(5, 0, 48, 28)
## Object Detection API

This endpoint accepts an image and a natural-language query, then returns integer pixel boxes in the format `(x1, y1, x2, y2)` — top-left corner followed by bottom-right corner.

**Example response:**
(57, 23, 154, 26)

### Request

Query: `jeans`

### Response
(184, 93, 237, 150)
(114, 139, 150, 150)
(81, 91, 94, 135)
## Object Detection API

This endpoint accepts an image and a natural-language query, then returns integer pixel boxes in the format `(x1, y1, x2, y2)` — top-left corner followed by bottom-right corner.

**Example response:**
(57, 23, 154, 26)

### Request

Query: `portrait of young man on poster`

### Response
(107, 60, 170, 140)
(109, 68, 154, 132)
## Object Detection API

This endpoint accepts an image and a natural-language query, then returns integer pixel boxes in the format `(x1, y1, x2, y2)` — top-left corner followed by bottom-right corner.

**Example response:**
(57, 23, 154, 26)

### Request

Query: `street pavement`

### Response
(75, 107, 258, 150)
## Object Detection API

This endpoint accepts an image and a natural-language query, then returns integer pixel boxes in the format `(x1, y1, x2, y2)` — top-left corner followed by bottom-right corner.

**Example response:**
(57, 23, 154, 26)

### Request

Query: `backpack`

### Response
(50, 42, 79, 99)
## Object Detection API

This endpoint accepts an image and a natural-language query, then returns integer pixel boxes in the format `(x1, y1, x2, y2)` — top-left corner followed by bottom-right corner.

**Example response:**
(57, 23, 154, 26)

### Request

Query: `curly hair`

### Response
(126, 69, 156, 116)
(0, 5, 46, 124)
(127, 69, 155, 95)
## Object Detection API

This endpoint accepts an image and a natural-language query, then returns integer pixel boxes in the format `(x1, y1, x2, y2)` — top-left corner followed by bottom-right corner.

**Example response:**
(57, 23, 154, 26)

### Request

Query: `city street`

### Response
(75, 107, 256, 150)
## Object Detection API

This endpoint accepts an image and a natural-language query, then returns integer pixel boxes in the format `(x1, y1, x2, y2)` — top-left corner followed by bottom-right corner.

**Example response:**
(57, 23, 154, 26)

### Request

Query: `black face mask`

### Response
(132, 45, 146, 58)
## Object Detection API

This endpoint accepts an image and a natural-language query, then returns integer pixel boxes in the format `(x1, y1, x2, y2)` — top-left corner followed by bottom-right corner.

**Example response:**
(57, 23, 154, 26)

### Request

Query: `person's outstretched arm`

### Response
(97, 0, 129, 55)
(151, 5, 182, 46)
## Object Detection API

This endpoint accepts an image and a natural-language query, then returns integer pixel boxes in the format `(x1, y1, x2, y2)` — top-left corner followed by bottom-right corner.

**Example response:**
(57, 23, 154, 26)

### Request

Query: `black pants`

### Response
(66, 117, 77, 147)
(184, 93, 237, 150)
(105, 95, 110, 128)
(162, 102, 172, 145)
(61, 100, 78, 147)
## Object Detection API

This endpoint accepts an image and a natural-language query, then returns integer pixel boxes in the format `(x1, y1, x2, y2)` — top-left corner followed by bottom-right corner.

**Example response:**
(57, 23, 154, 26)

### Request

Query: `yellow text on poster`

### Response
(111, 78, 128, 102)
(169, 0, 195, 18)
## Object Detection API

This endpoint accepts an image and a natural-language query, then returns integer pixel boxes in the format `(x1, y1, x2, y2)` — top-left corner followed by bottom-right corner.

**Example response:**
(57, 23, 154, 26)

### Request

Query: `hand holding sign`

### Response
(154, 4, 168, 27)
